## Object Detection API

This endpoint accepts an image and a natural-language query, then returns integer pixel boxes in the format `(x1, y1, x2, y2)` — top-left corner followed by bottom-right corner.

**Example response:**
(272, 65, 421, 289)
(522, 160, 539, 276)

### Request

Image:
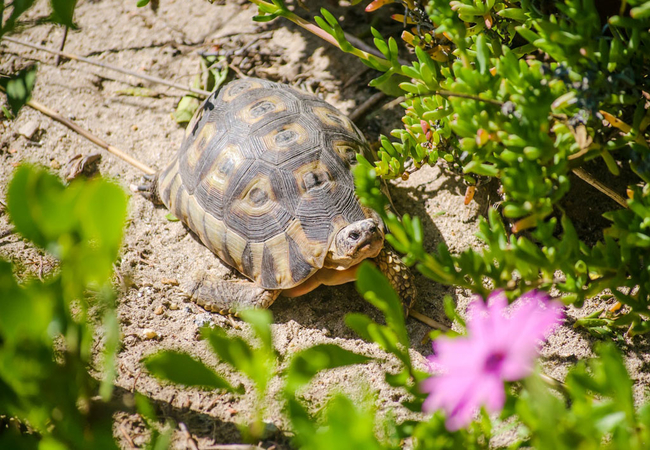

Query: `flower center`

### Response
(484, 351, 506, 373)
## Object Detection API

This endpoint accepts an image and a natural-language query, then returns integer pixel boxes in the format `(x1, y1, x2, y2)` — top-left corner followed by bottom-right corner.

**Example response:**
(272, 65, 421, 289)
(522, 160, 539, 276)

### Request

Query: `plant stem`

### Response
(54, 26, 68, 66)
(414, 90, 504, 106)
(247, 0, 392, 69)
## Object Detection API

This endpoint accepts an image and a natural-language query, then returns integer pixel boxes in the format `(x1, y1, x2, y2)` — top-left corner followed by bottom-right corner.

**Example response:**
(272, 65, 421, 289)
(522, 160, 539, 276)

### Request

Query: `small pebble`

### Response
(50, 160, 61, 169)
(8, 148, 17, 154)
(142, 328, 159, 339)
(169, 302, 179, 310)
(161, 278, 179, 286)
(131, 124, 138, 131)
(154, 305, 164, 315)
(18, 120, 39, 139)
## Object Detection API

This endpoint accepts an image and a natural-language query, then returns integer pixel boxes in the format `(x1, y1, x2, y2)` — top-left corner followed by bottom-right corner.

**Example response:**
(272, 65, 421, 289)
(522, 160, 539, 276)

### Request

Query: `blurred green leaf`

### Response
(356, 262, 408, 347)
(201, 326, 272, 393)
(290, 394, 388, 450)
(285, 344, 371, 394)
(173, 94, 200, 124)
(1, 0, 37, 36)
(239, 309, 273, 353)
(0, 65, 37, 115)
(49, 0, 78, 28)
(143, 350, 238, 391)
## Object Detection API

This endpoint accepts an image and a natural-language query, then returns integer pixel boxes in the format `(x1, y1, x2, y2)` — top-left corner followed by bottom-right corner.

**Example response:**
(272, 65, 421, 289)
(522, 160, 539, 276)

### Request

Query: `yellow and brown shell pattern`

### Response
(157, 78, 377, 290)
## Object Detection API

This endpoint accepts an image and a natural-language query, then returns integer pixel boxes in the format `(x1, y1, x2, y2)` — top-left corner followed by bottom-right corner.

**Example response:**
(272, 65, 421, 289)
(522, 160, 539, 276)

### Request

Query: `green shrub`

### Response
(247, 0, 650, 336)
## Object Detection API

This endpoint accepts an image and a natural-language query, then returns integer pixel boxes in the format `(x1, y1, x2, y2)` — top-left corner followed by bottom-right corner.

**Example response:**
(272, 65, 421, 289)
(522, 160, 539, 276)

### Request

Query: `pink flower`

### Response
(421, 290, 564, 430)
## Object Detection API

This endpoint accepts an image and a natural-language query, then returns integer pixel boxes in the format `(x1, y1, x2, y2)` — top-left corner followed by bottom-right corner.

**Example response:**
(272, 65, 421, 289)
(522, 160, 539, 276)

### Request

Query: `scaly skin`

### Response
(370, 246, 417, 314)
(184, 270, 281, 316)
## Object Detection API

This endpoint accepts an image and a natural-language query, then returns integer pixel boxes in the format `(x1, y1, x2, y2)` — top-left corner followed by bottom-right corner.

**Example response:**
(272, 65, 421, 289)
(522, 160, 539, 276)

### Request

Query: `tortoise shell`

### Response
(157, 78, 376, 290)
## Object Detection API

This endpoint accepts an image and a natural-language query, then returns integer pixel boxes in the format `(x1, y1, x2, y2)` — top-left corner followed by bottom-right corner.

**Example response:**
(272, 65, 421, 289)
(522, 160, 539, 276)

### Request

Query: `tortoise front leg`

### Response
(132, 172, 163, 205)
(184, 270, 281, 315)
(371, 247, 417, 314)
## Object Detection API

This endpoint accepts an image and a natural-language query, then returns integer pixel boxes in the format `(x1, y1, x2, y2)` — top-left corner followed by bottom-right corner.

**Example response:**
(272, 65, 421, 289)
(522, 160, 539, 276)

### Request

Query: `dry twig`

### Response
(0, 87, 156, 175)
(409, 310, 451, 331)
(179, 422, 200, 450)
(349, 91, 386, 123)
(572, 167, 628, 208)
(119, 423, 137, 449)
(2, 36, 211, 97)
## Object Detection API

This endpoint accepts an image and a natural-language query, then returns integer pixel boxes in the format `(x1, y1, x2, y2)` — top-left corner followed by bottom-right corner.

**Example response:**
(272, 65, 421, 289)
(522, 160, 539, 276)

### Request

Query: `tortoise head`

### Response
(324, 218, 384, 270)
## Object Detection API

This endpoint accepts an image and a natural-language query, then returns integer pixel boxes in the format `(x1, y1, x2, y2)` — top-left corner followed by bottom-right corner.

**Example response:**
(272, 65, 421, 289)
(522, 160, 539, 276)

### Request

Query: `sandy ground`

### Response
(2, 0, 649, 448)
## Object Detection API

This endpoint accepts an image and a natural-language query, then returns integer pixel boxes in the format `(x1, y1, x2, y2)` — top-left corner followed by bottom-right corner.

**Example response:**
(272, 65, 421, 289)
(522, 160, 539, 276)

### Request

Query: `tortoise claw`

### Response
(130, 173, 162, 205)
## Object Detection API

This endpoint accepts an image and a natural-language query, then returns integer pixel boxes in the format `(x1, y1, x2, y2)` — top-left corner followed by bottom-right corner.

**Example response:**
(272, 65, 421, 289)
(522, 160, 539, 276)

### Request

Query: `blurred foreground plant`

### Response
(0, 165, 126, 448)
(144, 260, 650, 448)
(0, 165, 176, 448)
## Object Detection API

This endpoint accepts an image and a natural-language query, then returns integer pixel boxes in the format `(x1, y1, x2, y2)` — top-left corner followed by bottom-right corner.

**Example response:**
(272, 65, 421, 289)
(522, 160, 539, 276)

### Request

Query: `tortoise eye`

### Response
(342, 147, 358, 165)
(248, 187, 268, 206)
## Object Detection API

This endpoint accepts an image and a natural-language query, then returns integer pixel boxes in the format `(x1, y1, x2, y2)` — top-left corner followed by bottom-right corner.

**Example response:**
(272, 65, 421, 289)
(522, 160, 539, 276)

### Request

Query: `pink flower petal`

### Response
(422, 290, 564, 431)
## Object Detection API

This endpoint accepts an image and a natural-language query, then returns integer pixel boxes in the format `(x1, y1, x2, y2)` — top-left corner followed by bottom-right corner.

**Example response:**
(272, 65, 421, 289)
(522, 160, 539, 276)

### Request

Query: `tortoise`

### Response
(150, 77, 415, 314)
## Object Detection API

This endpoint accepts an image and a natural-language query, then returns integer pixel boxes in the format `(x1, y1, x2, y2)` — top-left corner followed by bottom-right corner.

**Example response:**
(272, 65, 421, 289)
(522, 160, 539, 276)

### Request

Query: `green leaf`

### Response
(370, 72, 411, 97)
(0, 65, 37, 115)
(143, 350, 237, 391)
(99, 300, 120, 401)
(49, 0, 78, 28)
(201, 325, 273, 392)
(345, 313, 375, 342)
(1, 0, 37, 36)
(0, 260, 57, 343)
(239, 309, 273, 353)
(5, 166, 127, 289)
(136, 0, 150, 6)
(7, 164, 69, 250)
(475, 34, 489, 75)
(497, 8, 528, 22)
(355, 262, 408, 347)
(252, 13, 279, 22)
(285, 344, 371, 393)
(135, 392, 157, 426)
(631, 2, 650, 19)
(173, 94, 201, 124)
(291, 394, 385, 450)
(385, 368, 410, 387)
